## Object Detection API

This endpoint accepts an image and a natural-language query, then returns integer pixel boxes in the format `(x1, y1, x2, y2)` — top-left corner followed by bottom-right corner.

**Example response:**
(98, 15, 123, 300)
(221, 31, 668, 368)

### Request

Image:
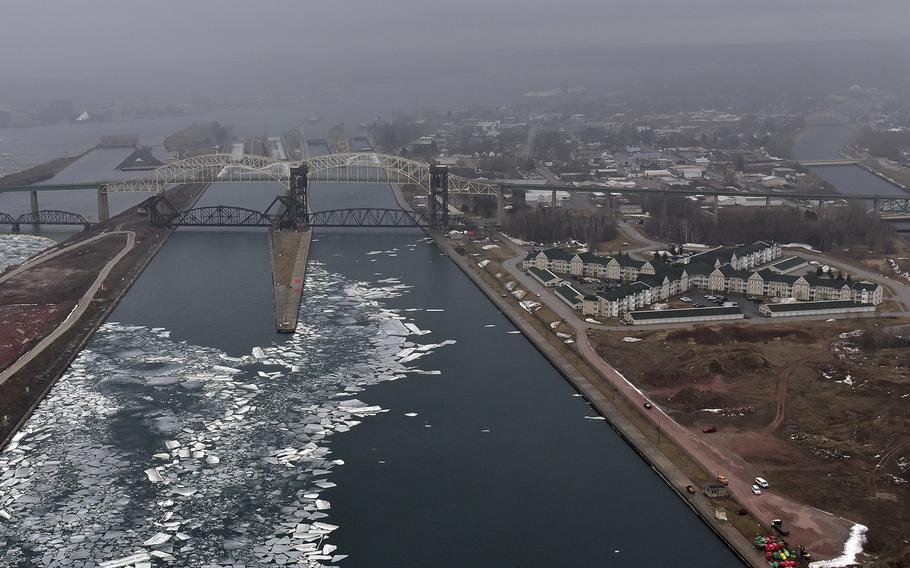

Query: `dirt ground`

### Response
(591, 319, 910, 565)
(0, 303, 75, 369)
(0, 233, 126, 304)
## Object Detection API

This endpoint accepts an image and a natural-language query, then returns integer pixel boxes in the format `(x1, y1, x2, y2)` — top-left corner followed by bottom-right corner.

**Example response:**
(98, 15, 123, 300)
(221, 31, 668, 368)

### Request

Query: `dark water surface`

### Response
(794, 124, 907, 200)
(0, 139, 742, 565)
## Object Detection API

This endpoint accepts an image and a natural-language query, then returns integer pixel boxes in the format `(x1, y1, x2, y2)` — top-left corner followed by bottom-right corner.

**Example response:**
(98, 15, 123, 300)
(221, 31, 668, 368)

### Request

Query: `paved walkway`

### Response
(0, 230, 135, 386)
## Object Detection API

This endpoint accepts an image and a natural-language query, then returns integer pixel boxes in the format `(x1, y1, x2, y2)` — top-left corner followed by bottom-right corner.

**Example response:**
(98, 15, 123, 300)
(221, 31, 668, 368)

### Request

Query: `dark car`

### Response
(703, 426, 718, 433)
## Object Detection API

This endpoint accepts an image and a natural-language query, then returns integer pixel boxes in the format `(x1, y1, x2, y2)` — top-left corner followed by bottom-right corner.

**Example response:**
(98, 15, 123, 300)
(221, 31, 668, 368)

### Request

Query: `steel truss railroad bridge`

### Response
(0, 210, 92, 232)
(3, 151, 910, 231)
(145, 160, 452, 230)
(127, 152, 481, 230)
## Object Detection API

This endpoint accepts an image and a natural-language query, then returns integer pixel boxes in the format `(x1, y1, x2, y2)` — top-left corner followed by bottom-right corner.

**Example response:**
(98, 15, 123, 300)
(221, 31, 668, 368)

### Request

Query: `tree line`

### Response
(640, 195, 897, 252)
(505, 208, 617, 245)
(852, 127, 910, 161)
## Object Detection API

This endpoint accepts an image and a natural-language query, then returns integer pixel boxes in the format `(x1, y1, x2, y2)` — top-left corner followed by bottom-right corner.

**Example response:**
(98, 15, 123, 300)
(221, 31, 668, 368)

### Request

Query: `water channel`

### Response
(794, 124, 907, 199)
(0, 117, 744, 566)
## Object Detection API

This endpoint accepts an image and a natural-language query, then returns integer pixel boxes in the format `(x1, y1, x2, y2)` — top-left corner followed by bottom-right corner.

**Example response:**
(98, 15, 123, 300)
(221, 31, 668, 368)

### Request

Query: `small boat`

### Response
(308, 114, 322, 124)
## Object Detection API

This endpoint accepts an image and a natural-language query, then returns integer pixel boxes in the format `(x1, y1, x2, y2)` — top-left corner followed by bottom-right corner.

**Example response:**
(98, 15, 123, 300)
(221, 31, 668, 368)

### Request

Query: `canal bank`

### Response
(389, 185, 761, 565)
(0, 183, 208, 449)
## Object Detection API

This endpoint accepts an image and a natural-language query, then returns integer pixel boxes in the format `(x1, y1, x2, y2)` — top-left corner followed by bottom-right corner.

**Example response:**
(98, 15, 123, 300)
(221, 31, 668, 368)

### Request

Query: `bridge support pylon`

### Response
(98, 186, 110, 222)
(496, 185, 506, 227)
(30, 191, 39, 217)
(873, 196, 881, 217)
(429, 164, 449, 229)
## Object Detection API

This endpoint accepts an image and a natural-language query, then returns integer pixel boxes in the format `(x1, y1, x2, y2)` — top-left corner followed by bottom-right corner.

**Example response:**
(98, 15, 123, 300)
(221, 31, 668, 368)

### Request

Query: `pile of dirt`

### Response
(666, 326, 726, 344)
(708, 349, 772, 377)
(666, 387, 734, 412)
(666, 324, 813, 344)
(726, 325, 813, 343)
(639, 367, 704, 389)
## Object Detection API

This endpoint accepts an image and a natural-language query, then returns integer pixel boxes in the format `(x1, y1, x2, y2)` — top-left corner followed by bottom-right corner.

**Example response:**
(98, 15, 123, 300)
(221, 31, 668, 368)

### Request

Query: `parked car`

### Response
(702, 426, 717, 433)
(751, 484, 762, 495)
(716, 475, 729, 486)
(643, 402, 653, 409)
(755, 476, 769, 488)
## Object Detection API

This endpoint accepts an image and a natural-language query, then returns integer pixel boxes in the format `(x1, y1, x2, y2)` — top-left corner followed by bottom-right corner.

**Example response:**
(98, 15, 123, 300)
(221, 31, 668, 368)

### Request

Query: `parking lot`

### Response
(672, 291, 764, 318)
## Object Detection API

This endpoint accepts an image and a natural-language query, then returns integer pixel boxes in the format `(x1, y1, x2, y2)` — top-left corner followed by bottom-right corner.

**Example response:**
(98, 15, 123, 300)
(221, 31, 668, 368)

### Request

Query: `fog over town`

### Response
(2, 2, 910, 568)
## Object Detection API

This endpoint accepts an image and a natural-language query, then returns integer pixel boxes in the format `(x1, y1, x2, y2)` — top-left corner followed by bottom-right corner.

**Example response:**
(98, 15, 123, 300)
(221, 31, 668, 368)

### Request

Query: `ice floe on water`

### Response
(0, 233, 57, 272)
(0, 262, 455, 567)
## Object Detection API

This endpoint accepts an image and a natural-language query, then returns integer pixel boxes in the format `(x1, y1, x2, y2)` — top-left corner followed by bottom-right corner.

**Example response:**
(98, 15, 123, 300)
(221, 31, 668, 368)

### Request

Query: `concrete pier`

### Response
(269, 228, 312, 333)
(30, 191, 39, 216)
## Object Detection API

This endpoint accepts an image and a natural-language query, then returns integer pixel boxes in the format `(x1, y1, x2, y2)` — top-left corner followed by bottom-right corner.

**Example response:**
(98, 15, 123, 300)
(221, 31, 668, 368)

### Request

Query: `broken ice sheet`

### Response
(0, 262, 457, 566)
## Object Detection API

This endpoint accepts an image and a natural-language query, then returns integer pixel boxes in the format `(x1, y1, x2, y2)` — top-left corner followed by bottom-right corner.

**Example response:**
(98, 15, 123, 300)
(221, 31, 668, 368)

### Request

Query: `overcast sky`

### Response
(1, 0, 909, 104)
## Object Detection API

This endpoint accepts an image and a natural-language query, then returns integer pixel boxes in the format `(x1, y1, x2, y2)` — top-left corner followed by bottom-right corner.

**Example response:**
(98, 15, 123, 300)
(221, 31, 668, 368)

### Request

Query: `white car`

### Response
(754, 476, 769, 489)
(751, 484, 762, 495)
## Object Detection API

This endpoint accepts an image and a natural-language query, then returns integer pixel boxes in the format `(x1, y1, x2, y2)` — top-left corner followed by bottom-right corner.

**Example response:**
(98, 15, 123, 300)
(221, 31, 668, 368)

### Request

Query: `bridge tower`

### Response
(429, 164, 449, 229)
(271, 164, 309, 229)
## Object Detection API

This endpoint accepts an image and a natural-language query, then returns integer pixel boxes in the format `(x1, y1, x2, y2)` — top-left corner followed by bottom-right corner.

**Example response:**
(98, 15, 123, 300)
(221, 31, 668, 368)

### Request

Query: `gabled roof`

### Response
(616, 255, 645, 268)
(538, 248, 574, 262)
(762, 300, 872, 313)
(597, 280, 652, 301)
(850, 280, 881, 292)
(638, 274, 670, 288)
(769, 256, 807, 272)
(575, 251, 614, 266)
(555, 283, 584, 304)
(653, 265, 687, 280)
(712, 265, 752, 279)
(529, 266, 560, 282)
(757, 269, 799, 285)
(628, 306, 743, 321)
(734, 240, 773, 256)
